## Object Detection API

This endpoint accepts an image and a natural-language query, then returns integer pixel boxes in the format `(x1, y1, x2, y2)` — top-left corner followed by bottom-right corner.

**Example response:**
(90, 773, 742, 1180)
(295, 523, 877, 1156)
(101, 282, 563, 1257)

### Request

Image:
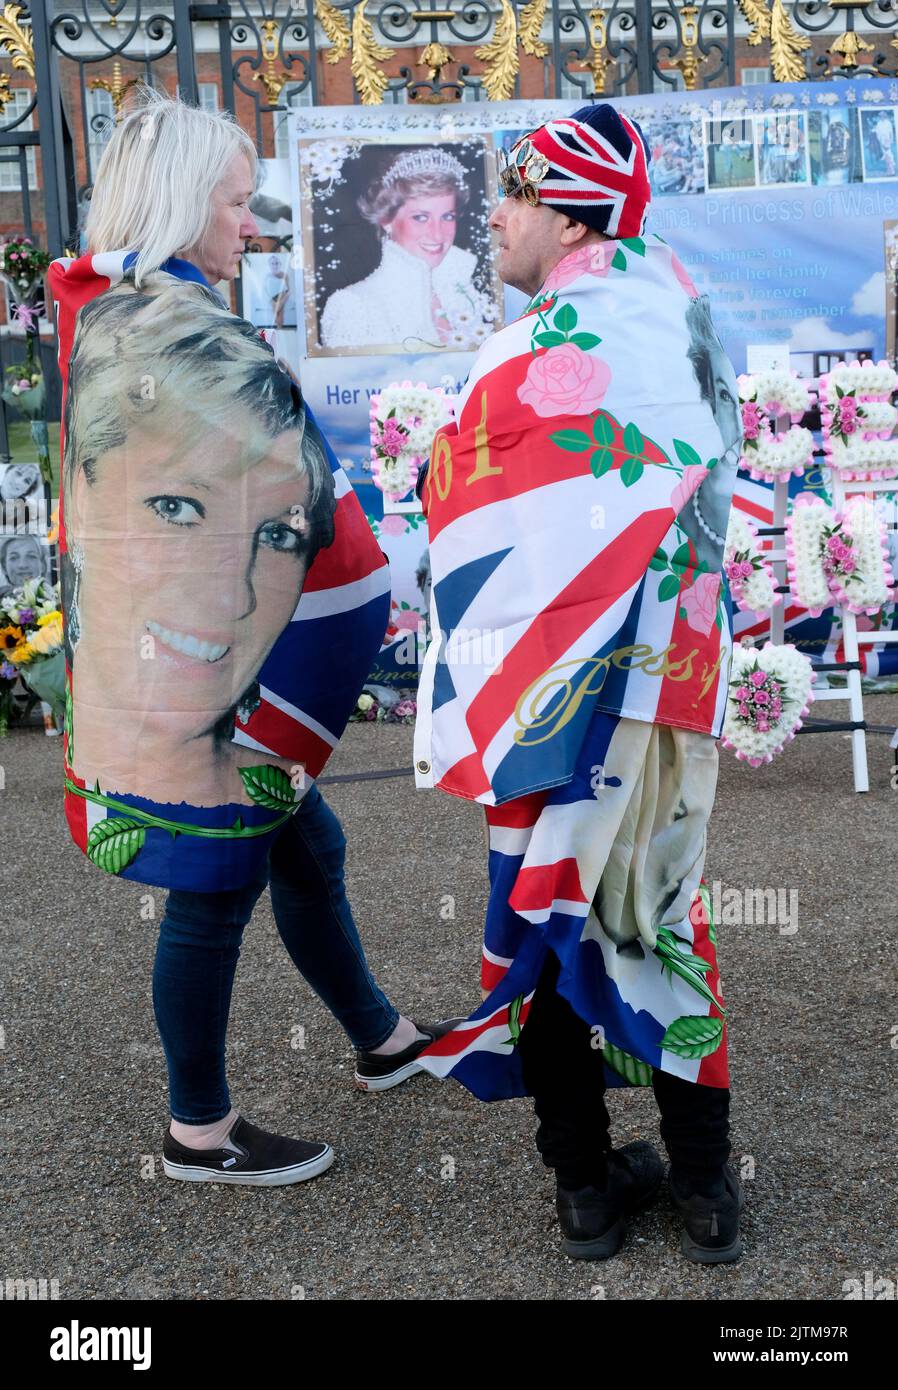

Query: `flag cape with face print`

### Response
(414, 234, 741, 1094)
(49, 251, 389, 891)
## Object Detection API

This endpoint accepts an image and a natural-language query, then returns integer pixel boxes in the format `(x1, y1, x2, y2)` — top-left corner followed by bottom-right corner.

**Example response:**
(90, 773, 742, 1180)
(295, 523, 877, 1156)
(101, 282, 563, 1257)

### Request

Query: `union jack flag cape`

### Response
(49, 251, 389, 891)
(415, 235, 741, 1094)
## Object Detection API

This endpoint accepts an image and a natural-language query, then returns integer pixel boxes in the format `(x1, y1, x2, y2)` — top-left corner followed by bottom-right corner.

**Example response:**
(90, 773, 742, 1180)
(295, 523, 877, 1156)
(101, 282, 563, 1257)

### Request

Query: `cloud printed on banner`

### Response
(786, 315, 874, 351)
(850, 271, 885, 318)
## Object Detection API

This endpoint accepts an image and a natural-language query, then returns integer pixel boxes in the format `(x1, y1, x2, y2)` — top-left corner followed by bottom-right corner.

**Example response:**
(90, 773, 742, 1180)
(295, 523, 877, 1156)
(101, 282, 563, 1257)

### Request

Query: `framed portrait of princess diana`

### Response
(297, 136, 503, 357)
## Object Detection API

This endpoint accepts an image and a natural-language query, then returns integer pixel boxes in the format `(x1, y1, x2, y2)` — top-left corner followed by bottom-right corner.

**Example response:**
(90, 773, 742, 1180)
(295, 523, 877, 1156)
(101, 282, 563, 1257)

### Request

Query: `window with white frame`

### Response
(653, 68, 686, 93)
(741, 66, 772, 85)
(0, 90, 38, 191)
(86, 87, 116, 181)
(274, 79, 314, 161)
(198, 82, 220, 112)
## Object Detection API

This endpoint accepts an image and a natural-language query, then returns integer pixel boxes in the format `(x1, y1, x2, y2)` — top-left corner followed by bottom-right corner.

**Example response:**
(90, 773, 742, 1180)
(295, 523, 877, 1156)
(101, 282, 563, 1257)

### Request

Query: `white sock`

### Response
(369, 1016, 427, 1056)
(170, 1107, 239, 1150)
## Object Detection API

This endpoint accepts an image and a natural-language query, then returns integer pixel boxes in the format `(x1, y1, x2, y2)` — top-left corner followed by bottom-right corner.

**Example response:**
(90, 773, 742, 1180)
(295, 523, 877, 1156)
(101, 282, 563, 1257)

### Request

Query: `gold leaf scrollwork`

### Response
(0, 2, 35, 115)
(830, 28, 874, 73)
(314, 0, 351, 66)
(519, 0, 549, 60)
(475, 0, 519, 102)
(351, 0, 392, 105)
(769, 0, 810, 82)
(419, 41, 454, 81)
(736, 0, 772, 46)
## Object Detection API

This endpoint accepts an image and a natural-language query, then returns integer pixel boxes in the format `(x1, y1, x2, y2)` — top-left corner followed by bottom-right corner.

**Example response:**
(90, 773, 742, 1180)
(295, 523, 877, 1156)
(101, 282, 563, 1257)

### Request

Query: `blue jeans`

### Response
(152, 785, 399, 1123)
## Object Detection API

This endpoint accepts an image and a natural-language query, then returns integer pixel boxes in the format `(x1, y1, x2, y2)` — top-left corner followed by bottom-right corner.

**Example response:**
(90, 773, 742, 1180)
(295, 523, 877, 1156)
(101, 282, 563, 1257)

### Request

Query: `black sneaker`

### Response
(162, 1115, 334, 1187)
(556, 1140, 665, 1260)
(354, 1018, 464, 1092)
(669, 1163, 745, 1264)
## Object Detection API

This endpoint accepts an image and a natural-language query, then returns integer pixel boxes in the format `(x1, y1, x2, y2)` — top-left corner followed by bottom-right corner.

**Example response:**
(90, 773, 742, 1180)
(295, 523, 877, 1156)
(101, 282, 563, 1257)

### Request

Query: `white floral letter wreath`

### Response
(737, 369, 814, 483)
(819, 359, 898, 483)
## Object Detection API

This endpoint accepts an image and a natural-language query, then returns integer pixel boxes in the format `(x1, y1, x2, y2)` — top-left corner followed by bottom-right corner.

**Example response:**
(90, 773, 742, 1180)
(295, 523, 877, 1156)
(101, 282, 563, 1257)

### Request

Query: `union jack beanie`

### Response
(512, 104, 652, 240)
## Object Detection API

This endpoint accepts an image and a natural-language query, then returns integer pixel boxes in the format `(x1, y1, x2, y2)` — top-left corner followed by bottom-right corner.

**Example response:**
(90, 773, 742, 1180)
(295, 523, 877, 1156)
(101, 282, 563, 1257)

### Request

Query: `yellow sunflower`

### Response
(0, 624, 24, 652)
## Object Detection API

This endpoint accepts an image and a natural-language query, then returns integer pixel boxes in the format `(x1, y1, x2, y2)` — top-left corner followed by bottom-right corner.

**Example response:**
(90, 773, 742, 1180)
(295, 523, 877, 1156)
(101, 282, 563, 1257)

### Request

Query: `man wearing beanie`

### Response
(414, 103, 745, 1264)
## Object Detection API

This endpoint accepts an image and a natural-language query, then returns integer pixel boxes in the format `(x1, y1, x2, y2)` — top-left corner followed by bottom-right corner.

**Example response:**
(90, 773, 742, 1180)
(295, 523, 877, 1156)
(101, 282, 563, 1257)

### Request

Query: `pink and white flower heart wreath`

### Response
(721, 642, 815, 768)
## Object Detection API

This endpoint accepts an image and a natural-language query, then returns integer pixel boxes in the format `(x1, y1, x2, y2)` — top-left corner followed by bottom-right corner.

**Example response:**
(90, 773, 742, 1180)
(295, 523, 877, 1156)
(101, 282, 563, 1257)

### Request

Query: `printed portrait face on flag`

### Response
(296, 137, 502, 356)
(61, 280, 337, 814)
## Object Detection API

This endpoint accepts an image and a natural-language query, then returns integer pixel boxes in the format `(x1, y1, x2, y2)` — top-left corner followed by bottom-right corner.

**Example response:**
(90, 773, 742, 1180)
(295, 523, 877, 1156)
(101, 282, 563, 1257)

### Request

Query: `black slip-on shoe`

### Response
(354, 1017, 465, 1092)
(162, 1115, 334, 1187)
(557, 1140, 665, 1260)
(669, 1163, 745, 1264)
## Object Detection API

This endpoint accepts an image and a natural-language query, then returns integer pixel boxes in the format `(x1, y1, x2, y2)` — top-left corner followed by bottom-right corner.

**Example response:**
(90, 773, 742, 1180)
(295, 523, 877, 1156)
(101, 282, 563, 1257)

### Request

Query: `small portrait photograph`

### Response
(243, 252, 297, 328)
(643, 118, 706, 197)
(250, 158, 293, 239)
(807, 107, 862, 186)
(0, 461, 42, 506)
(0, 529, 53, 598)
(756, 112, 810, 188)
(860, 108, 898, 181)
(705, 117, 757, 191)
(61, 279, 338, 810)
(299, 137, 501, 356)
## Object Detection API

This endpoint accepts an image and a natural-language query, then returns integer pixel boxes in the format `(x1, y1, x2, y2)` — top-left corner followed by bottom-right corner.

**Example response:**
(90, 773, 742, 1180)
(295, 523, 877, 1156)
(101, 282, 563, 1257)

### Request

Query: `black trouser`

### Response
(517, 950, 731, 1190)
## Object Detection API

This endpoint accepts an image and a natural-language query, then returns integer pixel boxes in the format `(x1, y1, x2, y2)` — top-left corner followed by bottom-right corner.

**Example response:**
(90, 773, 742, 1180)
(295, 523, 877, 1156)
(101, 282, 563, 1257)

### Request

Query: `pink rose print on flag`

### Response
(680, 571, 721, 635)
(378, 513, 407, 537)
(542, 243, 615, 294)
(518, 343, 611, 419)
(670, 251, 698, 297)
(669, 463, 709, 514)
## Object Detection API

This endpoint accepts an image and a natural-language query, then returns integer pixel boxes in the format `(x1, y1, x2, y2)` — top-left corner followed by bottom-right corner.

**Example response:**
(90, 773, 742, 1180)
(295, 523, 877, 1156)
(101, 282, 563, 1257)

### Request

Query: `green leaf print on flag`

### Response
(603, 1040, 653, 1086)
(554, 302, 577, 334)
(661, 1014, 724, 1061)
(549, 428, 594, 452)
(698, 882, 717, 945)
(654, 927, 724, 1014)
(619, 237, 646, 257)
(648, 549, 668, 571)
(506, 993, 525, 1046)
(593, 414, 615, 446)
(570, 332, 602, 351)
(612, 249, 627, 272)
(657, 573, 681, 603)
(238, 764, 297, 812)
(673, 439, 703, 470)
(590, 447, 614, 477)
(534, 331, 566, 349)
(87, 817, 147, 874)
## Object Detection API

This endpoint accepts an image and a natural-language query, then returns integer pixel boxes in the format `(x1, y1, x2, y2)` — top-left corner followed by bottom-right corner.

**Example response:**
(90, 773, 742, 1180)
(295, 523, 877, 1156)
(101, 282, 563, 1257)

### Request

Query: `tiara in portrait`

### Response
(381, 147, 467, 189)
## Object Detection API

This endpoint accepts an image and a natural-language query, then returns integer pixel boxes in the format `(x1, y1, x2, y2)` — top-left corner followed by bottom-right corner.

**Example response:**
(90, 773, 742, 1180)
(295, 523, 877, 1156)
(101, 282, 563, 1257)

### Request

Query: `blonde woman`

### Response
(51, 87, 454, 1190)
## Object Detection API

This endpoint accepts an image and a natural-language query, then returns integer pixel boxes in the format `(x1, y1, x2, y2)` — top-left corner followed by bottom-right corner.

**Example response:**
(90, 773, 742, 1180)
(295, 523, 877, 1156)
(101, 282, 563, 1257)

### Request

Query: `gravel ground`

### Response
(1, 700, 897, 1302)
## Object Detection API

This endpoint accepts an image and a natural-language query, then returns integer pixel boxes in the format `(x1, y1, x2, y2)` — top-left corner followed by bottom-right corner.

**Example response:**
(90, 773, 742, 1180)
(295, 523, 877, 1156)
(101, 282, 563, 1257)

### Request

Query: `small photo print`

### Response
(860, 108, 898, 181)
(807, 107, 862, 186)
(643, 117, 706, 197)
(243, 252, 297, 328)
(755, 112, 810, 187)
(705, 116, 757, 191)
(250, 158, 293, 238)
(0, 461, 42, 507)
(0, 528, 53, 597)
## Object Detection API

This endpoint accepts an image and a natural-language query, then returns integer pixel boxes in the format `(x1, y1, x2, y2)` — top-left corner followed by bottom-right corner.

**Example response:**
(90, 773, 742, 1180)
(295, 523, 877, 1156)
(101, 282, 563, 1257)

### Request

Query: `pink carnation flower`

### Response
(517, 343, 611, 419)
(680, 571, 721, 636)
